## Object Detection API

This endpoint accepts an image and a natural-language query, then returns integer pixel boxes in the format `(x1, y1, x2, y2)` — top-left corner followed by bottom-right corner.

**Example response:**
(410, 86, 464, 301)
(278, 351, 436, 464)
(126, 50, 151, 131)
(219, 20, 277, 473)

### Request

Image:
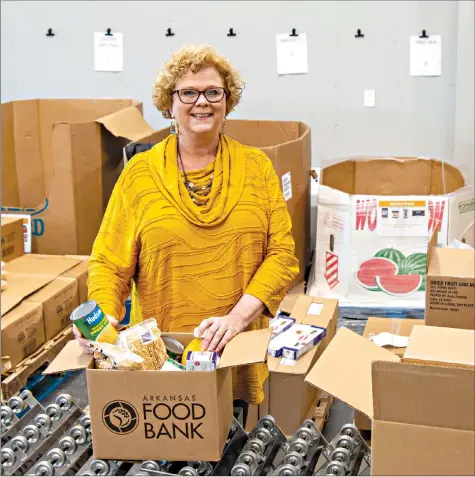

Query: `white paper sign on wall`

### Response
(276, 33, 308, 75)
(94, 32, 124, 72)
(410, 35, 442, 77)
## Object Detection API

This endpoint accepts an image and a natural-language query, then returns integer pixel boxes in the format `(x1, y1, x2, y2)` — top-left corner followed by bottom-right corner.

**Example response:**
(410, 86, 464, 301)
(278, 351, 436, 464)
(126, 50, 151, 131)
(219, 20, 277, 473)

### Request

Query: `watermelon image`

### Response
(375, 248, 405, 267)
(399, 253, 427, 291)
(356, 257, 398, 290)
(376, 274, 423, 296)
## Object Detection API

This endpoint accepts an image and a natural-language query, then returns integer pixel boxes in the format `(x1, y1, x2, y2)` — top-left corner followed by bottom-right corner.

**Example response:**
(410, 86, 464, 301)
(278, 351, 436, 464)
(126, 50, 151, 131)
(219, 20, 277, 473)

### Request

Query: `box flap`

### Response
(427, 246, 475, 279)
(372, 361, 475, 431)
(218, 329, 271, 369)
(426, 229, 439, 272)
(1, 255, 81, 316)
(305, 327, 400, 418)
(96, 106, 154, 141)
(403, 326, 475, 367)
(363, 317, 424, 339)
(43, 340, 93, 374)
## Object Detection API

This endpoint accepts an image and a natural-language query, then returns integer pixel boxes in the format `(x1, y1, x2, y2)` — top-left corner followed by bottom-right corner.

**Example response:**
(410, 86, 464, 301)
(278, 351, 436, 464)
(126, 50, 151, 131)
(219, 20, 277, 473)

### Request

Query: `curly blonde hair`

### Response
(152, 45, 244, 119)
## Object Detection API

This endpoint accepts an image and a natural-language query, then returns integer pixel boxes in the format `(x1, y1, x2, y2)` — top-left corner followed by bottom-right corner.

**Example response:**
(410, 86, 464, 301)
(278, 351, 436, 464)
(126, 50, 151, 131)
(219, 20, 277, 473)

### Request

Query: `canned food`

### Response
(162, 336, 185, 362)
(70, 301, 118, 344)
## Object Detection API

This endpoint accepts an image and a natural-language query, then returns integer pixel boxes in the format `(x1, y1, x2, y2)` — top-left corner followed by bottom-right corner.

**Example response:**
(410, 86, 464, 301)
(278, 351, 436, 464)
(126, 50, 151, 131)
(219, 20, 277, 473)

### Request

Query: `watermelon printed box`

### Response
(312, 157, 474, 307)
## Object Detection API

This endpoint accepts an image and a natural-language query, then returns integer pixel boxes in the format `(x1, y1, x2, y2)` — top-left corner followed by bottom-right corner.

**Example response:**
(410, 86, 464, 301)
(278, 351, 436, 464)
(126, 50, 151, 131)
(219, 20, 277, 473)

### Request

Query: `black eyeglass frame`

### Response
(172, 87, 227, 104)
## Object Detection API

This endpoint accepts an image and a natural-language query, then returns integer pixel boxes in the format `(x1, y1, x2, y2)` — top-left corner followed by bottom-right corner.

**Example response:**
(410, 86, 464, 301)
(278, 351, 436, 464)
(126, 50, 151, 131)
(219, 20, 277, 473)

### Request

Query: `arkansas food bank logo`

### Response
(102, 401, 139, 435)
(102, 396, 206, 440)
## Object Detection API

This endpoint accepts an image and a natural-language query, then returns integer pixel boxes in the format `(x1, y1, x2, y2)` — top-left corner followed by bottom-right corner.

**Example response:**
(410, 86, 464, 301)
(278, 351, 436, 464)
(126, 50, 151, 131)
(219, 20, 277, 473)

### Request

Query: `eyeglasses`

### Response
(172, 87, 227, 104)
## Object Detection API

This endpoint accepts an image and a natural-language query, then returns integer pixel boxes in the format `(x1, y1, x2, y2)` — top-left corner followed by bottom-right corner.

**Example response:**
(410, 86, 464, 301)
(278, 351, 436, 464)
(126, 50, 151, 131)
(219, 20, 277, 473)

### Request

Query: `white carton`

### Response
(281, 324, 326, 360)
(312, 156, 474, 307)
(269, 313, 296, 339)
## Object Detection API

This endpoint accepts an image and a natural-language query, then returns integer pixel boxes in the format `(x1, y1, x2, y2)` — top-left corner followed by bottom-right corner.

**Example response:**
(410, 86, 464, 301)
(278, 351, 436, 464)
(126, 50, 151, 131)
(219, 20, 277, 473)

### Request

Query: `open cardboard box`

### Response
(425, 230, 475, 330)
(312, 156, 474, 307)
(305, 326, 475, 475)
(355, 317, 425, 431)
(1, 99, 154, 255)
(261, 295, 338, 435)
(45, 329, 271, 461)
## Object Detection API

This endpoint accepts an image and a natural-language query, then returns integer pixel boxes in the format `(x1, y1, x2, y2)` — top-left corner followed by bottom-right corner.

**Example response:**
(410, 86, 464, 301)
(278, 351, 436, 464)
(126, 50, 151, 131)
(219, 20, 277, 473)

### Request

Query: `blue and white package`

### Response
(269, 313, 296, 339)
(281, 325, 327, 360)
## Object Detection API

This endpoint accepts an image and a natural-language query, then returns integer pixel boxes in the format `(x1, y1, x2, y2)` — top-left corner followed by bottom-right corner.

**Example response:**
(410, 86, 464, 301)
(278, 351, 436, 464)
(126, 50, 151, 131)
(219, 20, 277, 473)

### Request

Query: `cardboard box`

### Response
(305, 327, 475, 475)
(426, 231, 475, 330)
(1, 302, 45, 368)
(1, 254, 81, 317)
(312, 156, 474, 307)
(45, 329, 271, 461)
(62, 257, 89, 303)
(1, 216, 24, 262)
(279, 281, 306, 314)
(355, 317, 425, 431)
(124, 120, 312, 286)
(262, 295, 338, 435)
(1, 100, 154, 255)
(26, 277, 79, 340)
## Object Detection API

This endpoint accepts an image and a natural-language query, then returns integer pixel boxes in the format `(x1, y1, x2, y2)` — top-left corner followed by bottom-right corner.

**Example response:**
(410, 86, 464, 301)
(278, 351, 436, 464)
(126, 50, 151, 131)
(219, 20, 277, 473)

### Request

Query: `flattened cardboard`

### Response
(372, 420, 475, 476)
(372, 361, 475, 430)
(1, 302, 45, 368)
(305, 328, 400, 418)
(218, 329, 271, 368)
(426, 243, 475, 330)
(363, 317, 424, 356)
(26, 277, 79, 340)
(403, 325, 475, 368)
(1, 217, 24, 262)
(1, 255, 81, 315)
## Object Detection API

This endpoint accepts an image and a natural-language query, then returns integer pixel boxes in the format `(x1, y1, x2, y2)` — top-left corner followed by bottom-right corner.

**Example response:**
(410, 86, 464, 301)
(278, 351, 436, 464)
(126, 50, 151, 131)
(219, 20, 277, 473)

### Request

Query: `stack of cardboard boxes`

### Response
(1, 254, 89, 372)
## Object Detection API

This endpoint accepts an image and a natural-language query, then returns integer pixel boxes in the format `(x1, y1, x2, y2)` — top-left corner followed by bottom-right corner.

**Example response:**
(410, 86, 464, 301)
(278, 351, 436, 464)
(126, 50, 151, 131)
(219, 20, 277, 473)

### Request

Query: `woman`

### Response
(73, 44, 299, 418)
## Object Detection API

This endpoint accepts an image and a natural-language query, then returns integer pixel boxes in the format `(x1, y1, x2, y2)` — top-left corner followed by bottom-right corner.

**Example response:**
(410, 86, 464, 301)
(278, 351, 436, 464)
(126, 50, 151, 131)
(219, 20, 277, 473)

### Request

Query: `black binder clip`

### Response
(105, 28, 113, 36)
(355, 29, 364, 38)
(419, 29, 429, 38)
(166, 28, 175, 37)
(227, 28, 236, 37)
(46, 28, 55, 37)
(290, 28, 298, 37)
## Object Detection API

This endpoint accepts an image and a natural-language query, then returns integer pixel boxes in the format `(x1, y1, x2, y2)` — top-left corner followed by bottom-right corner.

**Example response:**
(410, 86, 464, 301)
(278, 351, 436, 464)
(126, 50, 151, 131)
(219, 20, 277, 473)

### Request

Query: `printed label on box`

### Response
(377, 200, 428, 237)
(282, 172, 292, 201)
(307, 303, 323, 315)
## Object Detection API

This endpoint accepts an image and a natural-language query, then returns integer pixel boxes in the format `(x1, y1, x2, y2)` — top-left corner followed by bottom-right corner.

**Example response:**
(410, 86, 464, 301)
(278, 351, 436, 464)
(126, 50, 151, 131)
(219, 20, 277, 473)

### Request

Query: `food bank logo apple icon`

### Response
(102, 401, 139, 435)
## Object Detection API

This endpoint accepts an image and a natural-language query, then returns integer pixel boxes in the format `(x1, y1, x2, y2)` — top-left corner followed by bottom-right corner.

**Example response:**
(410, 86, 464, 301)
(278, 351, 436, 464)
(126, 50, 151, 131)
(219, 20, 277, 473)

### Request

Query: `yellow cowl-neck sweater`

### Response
(88, 134, 299, 404)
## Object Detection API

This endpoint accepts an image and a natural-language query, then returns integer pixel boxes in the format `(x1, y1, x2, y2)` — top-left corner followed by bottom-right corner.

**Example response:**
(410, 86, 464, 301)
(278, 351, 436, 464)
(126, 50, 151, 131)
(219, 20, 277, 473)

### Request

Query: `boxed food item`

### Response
(1, 216, 24, 262)
(425, 231, 475, 330)
(305, 326, 475, 475)
(312, 156, 474, 307)
(269, 313, 295, 339)
(281, 324, 326, 360)
(260, 295, 338, 435)
(124, 119, 312, 287)
(45, 329, 271, 461)
(1, 99, 153, 255)
(185, 351, 218, 371)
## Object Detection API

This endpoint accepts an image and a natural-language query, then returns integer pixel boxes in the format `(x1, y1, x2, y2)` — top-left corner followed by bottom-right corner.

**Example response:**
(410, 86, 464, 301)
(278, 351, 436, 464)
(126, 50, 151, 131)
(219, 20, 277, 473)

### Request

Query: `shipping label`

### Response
(281, 172, 292, 201)
(428, 279, 475, 313)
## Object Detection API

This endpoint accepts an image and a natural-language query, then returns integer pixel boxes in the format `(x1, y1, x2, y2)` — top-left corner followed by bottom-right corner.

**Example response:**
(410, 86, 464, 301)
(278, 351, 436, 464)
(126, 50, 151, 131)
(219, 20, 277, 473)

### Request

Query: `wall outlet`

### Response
(364, 89, 376, 107)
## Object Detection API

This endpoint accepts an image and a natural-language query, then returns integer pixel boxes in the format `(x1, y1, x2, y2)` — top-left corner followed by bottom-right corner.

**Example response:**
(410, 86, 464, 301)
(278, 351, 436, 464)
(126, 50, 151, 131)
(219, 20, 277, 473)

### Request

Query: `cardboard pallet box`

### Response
(312, 156, 474, 307)
(45, 329, 271, 462)
(259, 295, 338, 436)
(425, 231, 475, 330)
(1, 254, 82, 369)
(355, 317, 425, 432)
(63, 256, 90, 303)
(1, 99, 154, 255)
(1, 216, 24, 263)
(123, 119, 312, 287)
(305, 326, 475, 475)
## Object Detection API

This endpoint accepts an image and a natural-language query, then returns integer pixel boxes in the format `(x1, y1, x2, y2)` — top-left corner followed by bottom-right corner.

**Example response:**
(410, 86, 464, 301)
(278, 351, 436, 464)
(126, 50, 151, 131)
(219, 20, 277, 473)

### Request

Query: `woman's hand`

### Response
(196, 314, 247, 354)
(72, 315, 118, 354)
